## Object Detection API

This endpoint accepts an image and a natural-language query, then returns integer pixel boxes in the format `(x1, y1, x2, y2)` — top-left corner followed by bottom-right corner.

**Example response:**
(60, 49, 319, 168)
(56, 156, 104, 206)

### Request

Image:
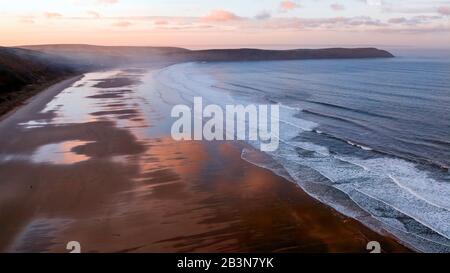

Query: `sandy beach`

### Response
(0, 66, 411, 253)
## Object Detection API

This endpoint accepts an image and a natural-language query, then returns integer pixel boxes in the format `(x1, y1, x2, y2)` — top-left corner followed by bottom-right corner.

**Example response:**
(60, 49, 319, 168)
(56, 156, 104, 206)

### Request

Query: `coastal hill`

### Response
(0, 47, 76, 94)
(188, 47, 394, 61)
(20, 44, 190, 67)
(0, 47, 79, 115)
(20, 44, 394, 65)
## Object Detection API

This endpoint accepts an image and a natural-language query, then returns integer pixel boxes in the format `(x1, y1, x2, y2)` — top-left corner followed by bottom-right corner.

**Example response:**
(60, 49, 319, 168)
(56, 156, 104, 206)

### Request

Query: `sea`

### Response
(151, 53, 450, 252)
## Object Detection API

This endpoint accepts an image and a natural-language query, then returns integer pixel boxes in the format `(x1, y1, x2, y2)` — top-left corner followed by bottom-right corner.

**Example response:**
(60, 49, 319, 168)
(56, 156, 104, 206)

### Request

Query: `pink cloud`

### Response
(113, 21, 132, 27)
(280, 1, 300, 11)
(330, 3, 345, 11)
(202, 10, 240, 22)
(154, 19, 168, 25)
(44, 12, 62, 19)
(438, 6, 450, 16)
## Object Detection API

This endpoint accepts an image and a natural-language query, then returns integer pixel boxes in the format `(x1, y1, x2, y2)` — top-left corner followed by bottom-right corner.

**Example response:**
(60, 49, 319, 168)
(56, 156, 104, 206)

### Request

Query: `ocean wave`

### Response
(302, 99, 397, 120)
(346, 141, 373, 151)
(155, 61, 450, 252)
(301, 109, 376, 132)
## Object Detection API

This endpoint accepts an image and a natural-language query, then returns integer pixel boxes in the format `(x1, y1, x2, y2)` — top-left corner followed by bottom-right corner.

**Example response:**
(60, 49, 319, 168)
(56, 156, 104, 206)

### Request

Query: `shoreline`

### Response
(0, 69, 412, 253)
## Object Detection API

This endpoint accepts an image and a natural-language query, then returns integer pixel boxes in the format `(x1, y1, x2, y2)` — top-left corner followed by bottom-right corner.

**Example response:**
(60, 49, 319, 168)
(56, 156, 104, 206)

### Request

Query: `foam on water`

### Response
(346, 141, 373, 151)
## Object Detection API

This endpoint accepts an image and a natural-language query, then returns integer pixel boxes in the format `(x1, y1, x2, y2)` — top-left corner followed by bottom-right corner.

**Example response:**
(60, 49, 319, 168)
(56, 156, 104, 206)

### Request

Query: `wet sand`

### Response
(0, 67, 411, 253)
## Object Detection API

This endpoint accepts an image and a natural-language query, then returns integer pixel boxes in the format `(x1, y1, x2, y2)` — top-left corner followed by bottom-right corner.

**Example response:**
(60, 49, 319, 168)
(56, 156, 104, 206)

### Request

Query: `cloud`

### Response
(44, 12, 63, 19)
(202, 10, 241, 22)
(27, 7, 448, 36)
(438, 6, 450, 16)
(388, 15, 440, 26)
(254, 11, 271, 20)
(382, 5, 437, 14)
(279, 1, 300, 12)
(113, 21, 132, 27)
(154, 19, 168, 25)
(388, 17, 407, 24)
(86, 10, 100, 18)
(155, 24, 214, 31)
(254, 16, 388, 31)
(330, 4, 345, 11)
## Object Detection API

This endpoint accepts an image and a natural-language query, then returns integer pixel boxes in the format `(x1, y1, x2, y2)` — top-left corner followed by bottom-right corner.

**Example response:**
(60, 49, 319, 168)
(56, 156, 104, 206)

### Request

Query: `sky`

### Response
(0, 0, 449, 49)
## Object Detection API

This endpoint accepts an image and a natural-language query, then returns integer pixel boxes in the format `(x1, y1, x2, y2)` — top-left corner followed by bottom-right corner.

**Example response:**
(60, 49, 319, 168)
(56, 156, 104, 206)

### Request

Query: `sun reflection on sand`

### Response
(32, 140, 94, 165)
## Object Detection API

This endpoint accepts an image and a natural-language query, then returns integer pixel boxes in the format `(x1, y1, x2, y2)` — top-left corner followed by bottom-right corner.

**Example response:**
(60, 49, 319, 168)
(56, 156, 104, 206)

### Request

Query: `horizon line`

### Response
(8, 43, 450, 51)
